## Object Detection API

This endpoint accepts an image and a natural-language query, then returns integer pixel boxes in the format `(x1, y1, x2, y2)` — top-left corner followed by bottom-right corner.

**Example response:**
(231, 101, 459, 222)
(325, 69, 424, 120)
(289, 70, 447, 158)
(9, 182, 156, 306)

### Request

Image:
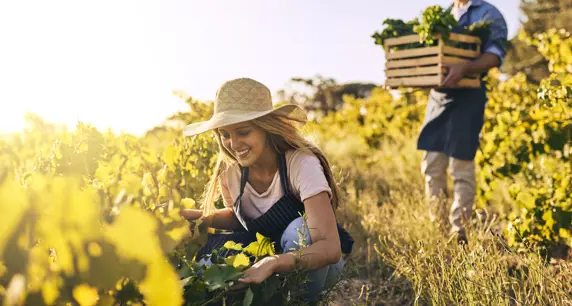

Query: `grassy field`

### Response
(318, 136, 572, 306)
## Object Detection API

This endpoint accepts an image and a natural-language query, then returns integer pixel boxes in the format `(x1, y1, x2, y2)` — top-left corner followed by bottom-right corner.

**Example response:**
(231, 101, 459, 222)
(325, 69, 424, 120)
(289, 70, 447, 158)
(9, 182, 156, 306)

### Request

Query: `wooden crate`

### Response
(384, 33, 482, 89)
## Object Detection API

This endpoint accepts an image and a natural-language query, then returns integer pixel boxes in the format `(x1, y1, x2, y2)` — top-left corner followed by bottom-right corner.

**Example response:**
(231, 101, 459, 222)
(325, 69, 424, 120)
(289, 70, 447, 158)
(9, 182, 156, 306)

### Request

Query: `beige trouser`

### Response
(421, 151, 476, 234)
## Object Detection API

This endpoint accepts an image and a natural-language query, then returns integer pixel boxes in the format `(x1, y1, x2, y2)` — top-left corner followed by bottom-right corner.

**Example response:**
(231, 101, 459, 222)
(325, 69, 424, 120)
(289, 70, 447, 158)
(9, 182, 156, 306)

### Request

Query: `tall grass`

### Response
(322, 137, 572, 305)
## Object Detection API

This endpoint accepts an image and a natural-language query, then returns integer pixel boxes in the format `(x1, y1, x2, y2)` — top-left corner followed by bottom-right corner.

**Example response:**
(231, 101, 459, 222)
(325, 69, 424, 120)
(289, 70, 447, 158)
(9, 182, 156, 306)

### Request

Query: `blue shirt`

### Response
(456, 0, 509, 65)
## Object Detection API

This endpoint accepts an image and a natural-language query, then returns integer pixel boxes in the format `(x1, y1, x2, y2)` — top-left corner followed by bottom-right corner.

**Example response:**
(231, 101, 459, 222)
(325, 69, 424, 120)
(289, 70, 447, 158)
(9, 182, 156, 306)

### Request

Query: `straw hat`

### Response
(183, 78, 307, 137)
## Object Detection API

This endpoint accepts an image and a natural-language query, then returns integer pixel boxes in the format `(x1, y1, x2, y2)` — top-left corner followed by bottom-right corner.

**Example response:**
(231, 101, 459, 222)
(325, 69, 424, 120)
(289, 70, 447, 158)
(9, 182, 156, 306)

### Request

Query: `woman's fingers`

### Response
(238, 272, 263, 284)
(179, 210, 199, 236)
(228, 281, 249, 291)
(238, 276, 252, 283)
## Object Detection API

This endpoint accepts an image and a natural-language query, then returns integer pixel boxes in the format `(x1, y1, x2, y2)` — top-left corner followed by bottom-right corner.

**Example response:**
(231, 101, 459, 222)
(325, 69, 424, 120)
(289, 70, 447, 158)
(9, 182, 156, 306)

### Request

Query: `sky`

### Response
(0, 0, 522, 136)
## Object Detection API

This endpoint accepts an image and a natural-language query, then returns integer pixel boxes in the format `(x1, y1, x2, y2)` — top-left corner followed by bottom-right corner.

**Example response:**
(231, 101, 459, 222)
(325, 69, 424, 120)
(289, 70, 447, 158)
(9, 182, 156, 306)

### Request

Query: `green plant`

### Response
(371, 18, 422, 50)
(413, 5, 458, 45)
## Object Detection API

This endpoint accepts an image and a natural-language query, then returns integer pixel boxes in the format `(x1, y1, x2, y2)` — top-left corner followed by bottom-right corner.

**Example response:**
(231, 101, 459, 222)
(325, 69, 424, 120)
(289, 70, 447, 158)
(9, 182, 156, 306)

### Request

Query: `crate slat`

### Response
(385, 75, 442, 87)
(385, 33, 480, 47)
(386, 56, 440, 69)
(448, 33, 481, 44)
(386, 46, 440, 60)
(384, 34, 420, 48)
(443, 46, 480, 59)
(442, 56, 471, 64)
(385, 76, 481, 88)
(385, 66, 443, 77)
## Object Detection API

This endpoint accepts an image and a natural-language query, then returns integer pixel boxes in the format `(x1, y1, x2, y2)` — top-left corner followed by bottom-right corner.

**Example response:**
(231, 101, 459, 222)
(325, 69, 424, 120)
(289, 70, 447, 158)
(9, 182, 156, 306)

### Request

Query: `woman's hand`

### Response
(229, 256, 278, 291)
(180, 209, 204, 235)
(240, 256, 278, 284)
(180, 209, 203, 221)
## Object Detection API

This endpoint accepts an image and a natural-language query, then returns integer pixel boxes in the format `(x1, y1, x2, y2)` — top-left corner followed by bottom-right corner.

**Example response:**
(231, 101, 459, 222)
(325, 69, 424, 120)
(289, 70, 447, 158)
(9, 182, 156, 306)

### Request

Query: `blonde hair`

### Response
(200, 113, 341, 216)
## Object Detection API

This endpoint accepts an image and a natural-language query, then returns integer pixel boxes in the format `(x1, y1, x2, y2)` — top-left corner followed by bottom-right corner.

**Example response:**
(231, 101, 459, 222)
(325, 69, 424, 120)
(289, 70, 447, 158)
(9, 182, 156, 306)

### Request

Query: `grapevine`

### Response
(0, 98, 310, 306)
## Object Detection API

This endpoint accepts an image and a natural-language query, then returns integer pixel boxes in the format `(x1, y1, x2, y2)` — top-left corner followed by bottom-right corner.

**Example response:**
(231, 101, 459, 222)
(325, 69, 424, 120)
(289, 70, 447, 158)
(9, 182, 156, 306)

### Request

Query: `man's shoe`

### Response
(457, 231, 468, 245)
(449, 230, 468, 245)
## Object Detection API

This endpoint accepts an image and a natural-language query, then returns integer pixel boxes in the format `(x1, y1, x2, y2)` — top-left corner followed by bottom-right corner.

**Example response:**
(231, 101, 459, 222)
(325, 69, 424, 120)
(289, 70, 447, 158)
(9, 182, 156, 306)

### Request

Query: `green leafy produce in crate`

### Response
(372, 5, 492, 51)
(371, 18, 421, 50)
(413, 5, 458, 45)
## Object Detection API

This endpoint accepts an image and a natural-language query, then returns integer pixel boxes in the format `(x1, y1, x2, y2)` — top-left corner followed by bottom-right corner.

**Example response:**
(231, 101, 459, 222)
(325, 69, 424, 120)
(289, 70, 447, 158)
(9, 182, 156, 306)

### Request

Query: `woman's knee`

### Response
(280, 217, 312, 252)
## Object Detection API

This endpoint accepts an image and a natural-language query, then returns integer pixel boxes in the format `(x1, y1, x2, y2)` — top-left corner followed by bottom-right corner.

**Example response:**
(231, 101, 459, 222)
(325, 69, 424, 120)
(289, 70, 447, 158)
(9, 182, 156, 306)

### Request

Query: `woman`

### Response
(180, 77, 353, 302)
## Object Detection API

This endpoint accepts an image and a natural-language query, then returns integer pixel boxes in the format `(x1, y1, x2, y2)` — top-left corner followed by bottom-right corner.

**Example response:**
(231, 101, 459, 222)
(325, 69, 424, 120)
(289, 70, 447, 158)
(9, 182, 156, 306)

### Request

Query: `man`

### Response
(417, 0, 508, 243)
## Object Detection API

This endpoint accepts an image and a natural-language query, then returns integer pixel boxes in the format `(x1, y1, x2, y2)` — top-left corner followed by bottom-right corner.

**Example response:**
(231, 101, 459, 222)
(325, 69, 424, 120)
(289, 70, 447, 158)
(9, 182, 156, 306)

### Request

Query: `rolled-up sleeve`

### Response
(481, 7, 508, 65)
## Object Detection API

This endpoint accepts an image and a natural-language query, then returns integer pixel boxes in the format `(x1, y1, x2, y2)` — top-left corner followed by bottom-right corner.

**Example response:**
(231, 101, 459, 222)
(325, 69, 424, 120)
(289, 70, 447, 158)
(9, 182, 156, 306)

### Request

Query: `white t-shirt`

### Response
(452, 1, 472, 21)
(219, 149, 332, 219)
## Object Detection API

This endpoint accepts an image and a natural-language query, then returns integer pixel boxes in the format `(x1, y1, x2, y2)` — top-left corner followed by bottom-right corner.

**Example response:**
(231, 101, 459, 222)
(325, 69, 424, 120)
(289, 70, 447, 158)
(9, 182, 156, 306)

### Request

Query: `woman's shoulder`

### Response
(286, 148, 319, 163)
(220, 162, 241, 186)
(285, 148, 331, 201)
(285, 149, 324, 175)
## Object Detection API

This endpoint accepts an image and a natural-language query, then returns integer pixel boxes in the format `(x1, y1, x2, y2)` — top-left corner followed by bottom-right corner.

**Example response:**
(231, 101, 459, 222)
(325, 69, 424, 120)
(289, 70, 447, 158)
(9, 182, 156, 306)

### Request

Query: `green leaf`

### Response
(163, 145, 177, 169)
(202, 265, 243, 291)
(542, 210, 555, 229)
(183, 280, 209, 302)
(516, 192, 536, 210)
(559, 228, 571, 239)
(243, 287, 254, 306)
(177, 264, 192, 279)
(88, 241, 146, 289)
(181, 197, 196, 209)
(142, 173, 154, 187)
(120, 173, 142, 195)
(260, 275, 282, 302)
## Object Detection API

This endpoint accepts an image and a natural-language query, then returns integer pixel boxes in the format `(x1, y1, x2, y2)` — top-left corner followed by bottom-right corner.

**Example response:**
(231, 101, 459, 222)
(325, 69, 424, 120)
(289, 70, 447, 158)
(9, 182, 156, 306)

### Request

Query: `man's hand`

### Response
(441, 63, 468, 88)
(440, 53, 501, 88)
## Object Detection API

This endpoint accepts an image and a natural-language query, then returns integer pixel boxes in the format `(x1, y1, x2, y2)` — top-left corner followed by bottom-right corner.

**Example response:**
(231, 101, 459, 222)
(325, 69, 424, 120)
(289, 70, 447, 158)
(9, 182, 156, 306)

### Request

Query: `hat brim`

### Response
(182, 104, 307, 137)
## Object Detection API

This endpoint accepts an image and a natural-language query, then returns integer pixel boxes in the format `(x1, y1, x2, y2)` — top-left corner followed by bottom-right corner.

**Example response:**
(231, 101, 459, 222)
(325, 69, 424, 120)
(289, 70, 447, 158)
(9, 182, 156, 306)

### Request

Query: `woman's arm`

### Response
(180, 207, 243, 231)
(271, 191, 342, 272)
(180, 171, 243, 231)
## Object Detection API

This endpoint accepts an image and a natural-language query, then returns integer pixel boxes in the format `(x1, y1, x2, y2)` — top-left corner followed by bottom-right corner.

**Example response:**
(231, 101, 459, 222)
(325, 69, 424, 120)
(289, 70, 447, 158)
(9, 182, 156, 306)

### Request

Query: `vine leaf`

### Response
(243, 287, 254, 306)
(202, 265, 243, 291)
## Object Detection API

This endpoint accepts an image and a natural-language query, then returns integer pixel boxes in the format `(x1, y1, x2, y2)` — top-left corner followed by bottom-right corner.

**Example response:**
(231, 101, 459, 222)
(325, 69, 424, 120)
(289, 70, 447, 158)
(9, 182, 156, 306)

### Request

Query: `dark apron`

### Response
(416, 6, 488, 161)
(195, 151, 354, 260)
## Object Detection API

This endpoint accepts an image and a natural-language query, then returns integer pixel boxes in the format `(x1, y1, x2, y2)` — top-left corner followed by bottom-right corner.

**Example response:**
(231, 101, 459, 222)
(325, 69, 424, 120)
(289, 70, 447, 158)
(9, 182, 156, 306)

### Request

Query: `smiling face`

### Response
(217, 121, 271, 167)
